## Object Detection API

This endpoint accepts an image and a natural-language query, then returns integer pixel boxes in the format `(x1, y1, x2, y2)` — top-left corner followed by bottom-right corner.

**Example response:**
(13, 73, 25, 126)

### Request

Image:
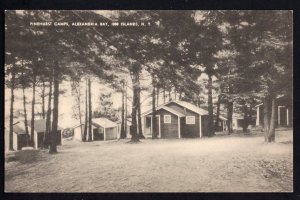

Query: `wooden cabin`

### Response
(255, 95, 293, 127)
(7, 119, 61, 150)
(142, 101, 210, 139)
(73, 117, 118, 141)
(11, 123, 29, 151)
(27, 119, 62, 149)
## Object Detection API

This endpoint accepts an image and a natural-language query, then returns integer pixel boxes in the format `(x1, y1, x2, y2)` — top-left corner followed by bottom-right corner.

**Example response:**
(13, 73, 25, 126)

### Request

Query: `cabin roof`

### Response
(167, 101, 209, 115)
(13, 123, 27, 135)
(92, 118, 118, 128)
(27, 119, 62, 132)
(143, 105, 186, 117)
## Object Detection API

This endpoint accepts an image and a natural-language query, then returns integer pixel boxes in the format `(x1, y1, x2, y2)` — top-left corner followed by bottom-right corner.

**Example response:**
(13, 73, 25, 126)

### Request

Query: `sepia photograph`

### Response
(4, 10, 293, 192)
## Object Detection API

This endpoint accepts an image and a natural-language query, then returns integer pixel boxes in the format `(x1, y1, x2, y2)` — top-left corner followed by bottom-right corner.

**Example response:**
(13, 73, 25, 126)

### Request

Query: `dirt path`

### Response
(5, 129, 293, 192)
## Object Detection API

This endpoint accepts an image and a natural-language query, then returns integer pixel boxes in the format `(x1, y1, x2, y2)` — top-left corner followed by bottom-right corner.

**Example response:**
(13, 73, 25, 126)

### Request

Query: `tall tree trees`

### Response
(49, 64, 59, 153)
(137, 73, 145, 139)
(87, 78, 92, 141)
(9, 70, 16, 150)
(70, 68, 84, 140)
(120, 80, 126, 139)
(45, 71, 53, 148)
(189, 11, 226, 137)
(225, 11, 292, 141)
(83, 79, 88, 142)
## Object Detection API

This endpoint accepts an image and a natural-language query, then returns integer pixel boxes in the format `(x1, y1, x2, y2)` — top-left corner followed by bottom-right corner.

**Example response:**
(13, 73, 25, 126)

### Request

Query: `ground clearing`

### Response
(5, 129, 293, 192)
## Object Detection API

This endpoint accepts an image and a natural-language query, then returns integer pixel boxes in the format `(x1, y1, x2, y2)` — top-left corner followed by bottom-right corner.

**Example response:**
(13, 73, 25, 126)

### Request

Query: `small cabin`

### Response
(255, 95, 293, 127)
(7, 119, 62, 150)
(28, 119, 62, 149)
(11, 123, 29, 151)
(73, 118, 118, 141)
(142, 101, 210, 139)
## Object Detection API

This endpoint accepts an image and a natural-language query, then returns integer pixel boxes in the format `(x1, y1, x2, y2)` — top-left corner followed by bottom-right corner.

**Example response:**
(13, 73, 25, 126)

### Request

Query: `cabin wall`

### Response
(105, 127, 118, 140)
(201, 115, 209, 137)
(157, 109, 178, 139)
(13, 133, 27, 150)
(13, 133, 18, 150)
(181, 110, 200, 138)
(5, 131, 9, 152)
(74, 126, 83, 141)
(166, 102, 201, 138)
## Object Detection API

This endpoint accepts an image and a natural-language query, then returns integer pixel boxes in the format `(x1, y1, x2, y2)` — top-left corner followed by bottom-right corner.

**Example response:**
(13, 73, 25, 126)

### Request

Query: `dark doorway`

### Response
(93, 128, 104, 140)
(17, 134, 28, 150)
(279, 107, 287, 126)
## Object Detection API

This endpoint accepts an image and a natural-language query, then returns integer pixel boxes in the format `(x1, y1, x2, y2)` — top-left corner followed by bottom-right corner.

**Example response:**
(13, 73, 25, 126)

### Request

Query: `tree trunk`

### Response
(168, 89, 172, 102)
(267, 97, 276, 142)
(214, 95, 221, 131)
(130, 70, 139, 142)
(263, 95, 271, 142)
(163, 86, 166, 103)
(22, 78, 30, 146)
(9, 71, 15, 151)
(152, 78, 158, 139)
(49, 67, 59, 154)
(77, 83, 83, 139)
(137, 99, 144, 139)
(137, 75, 144, 139)
(42, 80, 46, 119)
(88, 79, 92, 141)
(30, 74, 36, 146)
(120, 81, 126, 139)
(242, 103, 248, 133)
(249, 102, 254, 126)
(44, 76, 53, 148)
(83, 79, 88, 142)
(207, 75, 214, 137)
(156, 87, 159, 107)
(227, 101, 233, 134)
(124, 81, 128, 137)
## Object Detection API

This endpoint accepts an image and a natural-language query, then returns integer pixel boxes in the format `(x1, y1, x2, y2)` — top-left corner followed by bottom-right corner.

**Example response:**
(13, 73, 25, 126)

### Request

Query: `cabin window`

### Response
(164, 115, 171, 123)
(186, 116, 195, 124)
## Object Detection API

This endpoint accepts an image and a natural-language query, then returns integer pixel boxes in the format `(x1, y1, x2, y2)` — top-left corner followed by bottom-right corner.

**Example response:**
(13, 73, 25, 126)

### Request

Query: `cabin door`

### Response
(279, 106, 287, 126)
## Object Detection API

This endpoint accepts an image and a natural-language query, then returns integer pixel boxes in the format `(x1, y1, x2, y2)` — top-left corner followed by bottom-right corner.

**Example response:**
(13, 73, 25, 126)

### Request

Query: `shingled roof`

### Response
(92, 118, 118, 128)
(142, 105, 186, 117)
(12, 123, 26, 135)
(169, 101, 209, 115)
(27, 119, 62, 132)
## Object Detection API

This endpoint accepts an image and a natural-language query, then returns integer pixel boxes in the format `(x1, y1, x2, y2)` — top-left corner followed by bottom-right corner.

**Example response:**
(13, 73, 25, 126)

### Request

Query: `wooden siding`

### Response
(201, 115, 209, 137)
(181, 111, 200, 138)
(157, 109, 179, 139)
(167, 102, 200, 138)
(74, 125, 83, 141)
(105, 127, 118, 140)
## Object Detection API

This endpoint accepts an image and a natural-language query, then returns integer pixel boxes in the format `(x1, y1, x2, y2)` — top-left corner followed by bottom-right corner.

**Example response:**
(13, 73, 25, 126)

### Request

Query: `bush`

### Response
(62, 128, 74, 138)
